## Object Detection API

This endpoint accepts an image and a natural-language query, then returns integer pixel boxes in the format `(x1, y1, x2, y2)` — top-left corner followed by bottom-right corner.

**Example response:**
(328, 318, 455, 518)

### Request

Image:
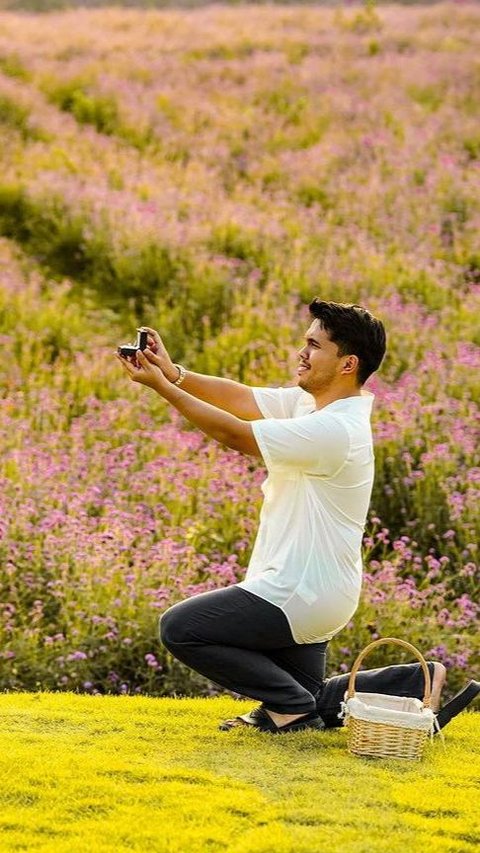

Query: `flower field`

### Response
(0, 3, 479, 700)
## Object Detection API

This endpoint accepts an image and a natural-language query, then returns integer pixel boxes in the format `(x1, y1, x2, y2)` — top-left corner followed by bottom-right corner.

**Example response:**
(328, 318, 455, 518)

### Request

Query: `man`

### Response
(116, 299, 388, 733)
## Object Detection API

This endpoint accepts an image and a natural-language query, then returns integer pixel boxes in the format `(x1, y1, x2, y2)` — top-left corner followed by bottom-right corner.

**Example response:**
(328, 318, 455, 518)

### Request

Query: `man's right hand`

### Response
(139, 327, 180, 384)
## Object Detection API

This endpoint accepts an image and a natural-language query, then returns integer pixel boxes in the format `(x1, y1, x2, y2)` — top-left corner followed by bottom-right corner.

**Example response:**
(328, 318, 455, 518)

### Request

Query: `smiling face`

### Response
(296, 319, 359, 394)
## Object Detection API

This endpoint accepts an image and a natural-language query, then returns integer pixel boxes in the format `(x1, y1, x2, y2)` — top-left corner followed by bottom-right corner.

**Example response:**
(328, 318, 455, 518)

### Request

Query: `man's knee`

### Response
(159, 605, 187, 648)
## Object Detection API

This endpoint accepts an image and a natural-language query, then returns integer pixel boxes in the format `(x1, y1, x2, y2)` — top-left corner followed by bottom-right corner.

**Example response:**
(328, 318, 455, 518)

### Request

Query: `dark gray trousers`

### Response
(159, 585, 327, 714)
(159, 584, 433, 720)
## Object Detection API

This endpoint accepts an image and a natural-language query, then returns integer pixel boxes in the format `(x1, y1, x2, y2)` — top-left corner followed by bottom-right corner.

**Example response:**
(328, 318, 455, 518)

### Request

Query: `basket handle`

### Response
(347, 637, 432, 708)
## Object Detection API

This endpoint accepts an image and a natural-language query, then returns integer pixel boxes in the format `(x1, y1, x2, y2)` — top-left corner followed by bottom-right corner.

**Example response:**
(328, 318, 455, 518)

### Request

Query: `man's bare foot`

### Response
(263, 710, 310, 727)
(431, 662, 447, 712)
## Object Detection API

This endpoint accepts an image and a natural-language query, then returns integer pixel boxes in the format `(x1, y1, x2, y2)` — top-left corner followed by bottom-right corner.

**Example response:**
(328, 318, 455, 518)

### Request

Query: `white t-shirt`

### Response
(236, 386, 375, 644)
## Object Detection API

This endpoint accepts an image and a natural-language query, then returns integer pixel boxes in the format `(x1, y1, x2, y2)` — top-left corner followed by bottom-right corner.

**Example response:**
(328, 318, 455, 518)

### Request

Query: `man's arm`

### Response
(116, 349, 263, 457)
(170, 372, 264, 421)
(141, 326, 264, 420)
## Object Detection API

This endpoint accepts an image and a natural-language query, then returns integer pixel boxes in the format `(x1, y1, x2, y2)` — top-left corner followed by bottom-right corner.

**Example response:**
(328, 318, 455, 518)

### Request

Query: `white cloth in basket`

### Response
(342, 692, 436, 731)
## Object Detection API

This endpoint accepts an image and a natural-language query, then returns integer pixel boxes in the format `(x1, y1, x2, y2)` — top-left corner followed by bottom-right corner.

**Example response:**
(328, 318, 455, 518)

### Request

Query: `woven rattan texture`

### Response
(345, 637, 433, 761)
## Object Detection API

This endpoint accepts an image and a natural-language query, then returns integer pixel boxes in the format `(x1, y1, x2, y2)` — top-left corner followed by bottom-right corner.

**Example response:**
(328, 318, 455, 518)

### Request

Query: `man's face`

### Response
(296, 320, 348, 393)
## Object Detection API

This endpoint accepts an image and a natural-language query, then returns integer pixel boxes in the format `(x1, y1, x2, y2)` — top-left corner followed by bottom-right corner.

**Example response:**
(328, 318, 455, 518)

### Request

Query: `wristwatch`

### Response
(172, 363, 187, 386)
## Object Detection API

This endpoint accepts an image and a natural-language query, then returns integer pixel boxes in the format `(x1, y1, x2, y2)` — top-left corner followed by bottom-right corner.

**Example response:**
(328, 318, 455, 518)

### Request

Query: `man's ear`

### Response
(341, 355, 359, 376)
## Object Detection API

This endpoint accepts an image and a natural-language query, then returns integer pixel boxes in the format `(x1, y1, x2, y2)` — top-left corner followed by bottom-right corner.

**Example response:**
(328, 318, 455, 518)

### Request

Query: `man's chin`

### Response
(296, 374, 309, 390)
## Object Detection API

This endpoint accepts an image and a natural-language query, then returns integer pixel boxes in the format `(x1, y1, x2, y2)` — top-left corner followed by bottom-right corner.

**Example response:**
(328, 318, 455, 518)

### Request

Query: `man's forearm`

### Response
(154, 378, 261, 456)
(168, 369, 262, 421)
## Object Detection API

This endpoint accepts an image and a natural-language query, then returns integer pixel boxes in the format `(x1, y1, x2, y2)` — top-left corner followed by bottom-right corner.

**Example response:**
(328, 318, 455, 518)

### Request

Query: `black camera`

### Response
(117, 328, 148, 358)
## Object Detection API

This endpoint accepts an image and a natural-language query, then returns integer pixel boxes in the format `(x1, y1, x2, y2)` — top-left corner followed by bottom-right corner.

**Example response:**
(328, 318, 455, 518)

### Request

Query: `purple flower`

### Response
(67, 651, 88, 661)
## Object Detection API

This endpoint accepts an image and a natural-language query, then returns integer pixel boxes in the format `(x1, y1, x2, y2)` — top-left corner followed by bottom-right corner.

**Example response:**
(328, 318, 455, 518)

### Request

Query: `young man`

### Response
(116, 300, 388, 733)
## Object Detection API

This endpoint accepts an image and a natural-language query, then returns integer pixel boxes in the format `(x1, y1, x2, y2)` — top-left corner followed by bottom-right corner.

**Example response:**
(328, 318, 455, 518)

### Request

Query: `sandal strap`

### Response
(249, 707, 278, 732)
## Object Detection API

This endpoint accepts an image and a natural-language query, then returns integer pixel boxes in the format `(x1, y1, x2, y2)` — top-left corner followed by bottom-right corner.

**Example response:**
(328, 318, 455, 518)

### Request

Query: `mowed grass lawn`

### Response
(0, 694, 478, 853)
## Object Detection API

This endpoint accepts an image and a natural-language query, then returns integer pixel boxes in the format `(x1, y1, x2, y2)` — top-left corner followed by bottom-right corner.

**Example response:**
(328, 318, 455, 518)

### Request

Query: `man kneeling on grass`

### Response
(116, 300, 479, 734)
(116, 299, 387, 733)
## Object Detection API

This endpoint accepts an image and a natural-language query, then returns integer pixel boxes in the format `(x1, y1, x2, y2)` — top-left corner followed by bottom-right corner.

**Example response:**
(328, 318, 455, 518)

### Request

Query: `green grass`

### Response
(0, 694, 478, 852)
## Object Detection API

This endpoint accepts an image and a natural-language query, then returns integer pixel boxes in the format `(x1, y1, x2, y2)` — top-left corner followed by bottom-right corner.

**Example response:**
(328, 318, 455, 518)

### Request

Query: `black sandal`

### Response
(219, 707, 325, 734)
(435, 680, 480, 730)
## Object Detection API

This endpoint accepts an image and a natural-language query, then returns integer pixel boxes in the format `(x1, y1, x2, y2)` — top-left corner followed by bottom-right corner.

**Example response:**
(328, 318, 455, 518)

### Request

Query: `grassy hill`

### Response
(1, 692, 479, 852)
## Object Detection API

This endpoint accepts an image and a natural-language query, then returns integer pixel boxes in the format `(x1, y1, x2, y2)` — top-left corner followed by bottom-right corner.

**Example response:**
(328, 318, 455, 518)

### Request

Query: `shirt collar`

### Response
(302, 389, 375, 414)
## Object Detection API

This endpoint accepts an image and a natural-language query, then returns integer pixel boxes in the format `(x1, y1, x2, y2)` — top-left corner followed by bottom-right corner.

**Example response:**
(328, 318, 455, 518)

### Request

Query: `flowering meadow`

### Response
(0, 4, 479, 701)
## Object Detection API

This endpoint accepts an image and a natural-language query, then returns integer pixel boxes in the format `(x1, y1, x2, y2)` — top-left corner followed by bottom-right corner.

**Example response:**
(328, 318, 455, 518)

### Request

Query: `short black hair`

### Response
(308, 299, 386, 385)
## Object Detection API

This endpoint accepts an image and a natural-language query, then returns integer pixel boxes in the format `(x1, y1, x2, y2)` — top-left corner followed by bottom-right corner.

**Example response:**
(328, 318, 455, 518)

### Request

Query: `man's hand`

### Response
(139, 327, 179, 383)
(115, 348, 171, 392)
(115, 346, 262, 458)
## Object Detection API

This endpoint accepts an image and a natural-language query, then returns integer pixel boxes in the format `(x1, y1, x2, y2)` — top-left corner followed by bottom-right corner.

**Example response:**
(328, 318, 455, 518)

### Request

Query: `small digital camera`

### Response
(117, 328, 148, 358)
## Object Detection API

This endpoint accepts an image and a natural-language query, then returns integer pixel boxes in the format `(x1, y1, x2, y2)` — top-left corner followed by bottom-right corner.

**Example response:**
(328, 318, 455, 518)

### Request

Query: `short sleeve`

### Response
(251, 412, 350, 477)
(251, 386, 310, 419)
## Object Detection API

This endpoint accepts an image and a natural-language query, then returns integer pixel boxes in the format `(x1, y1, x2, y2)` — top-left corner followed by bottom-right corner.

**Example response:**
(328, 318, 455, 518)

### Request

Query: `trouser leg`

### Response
(258, 642, 328, 710)
(159, 585, 322, 715)
(316, 662, 436, 728)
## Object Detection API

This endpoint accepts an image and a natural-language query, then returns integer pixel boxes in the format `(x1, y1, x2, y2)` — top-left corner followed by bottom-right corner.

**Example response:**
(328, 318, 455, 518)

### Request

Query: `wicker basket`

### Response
(343, 637, 436, 761)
